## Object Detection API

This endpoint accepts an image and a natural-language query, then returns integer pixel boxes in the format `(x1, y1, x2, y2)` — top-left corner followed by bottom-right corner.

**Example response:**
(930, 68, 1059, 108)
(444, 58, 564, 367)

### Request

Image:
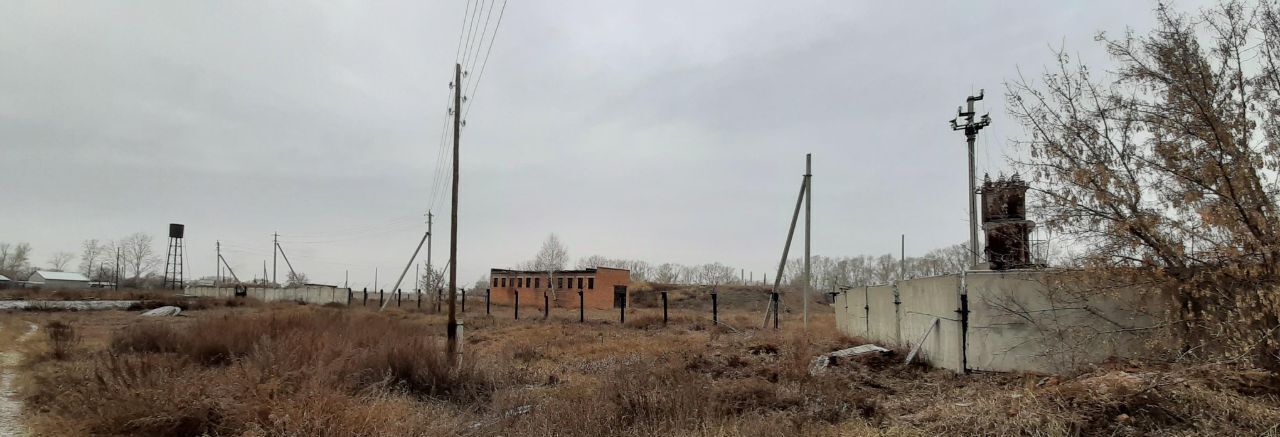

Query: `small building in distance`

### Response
(27, 271, 91, 289)
(0, 274, 10, 289)
(488, 267, 630, 310)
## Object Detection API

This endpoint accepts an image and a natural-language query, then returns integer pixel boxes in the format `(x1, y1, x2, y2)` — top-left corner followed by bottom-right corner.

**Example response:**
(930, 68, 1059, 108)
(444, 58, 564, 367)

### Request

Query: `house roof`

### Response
(0, 275, 9, 281)
(32, 271, 90, 282)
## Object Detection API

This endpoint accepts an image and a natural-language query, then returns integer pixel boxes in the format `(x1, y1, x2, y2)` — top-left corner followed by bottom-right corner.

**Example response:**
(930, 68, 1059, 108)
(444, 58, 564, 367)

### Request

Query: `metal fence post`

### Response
(485, 288, 491, 315)
(578, 289, 584, 323)
(363, 288, 368, 306)
(771, 292, 779, 330)
(379, 289, 384, 307)
(543, 292, 549, 320)
(662, 290, 668, 325)
(514, 290, 520, 320)
(711, 292, 718, 324)
(461, 288, 466, 313)
(620, 296, 626, 324)
(417, 288, 421, 309)
(396, 289, 401, 307)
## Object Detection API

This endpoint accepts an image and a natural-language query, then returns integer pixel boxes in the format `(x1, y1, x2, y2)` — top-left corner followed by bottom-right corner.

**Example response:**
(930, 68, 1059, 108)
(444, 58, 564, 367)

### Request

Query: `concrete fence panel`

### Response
(865, 285, 899, 345)
(965, 270, 1168, 374)
(897, 275, 964, 372)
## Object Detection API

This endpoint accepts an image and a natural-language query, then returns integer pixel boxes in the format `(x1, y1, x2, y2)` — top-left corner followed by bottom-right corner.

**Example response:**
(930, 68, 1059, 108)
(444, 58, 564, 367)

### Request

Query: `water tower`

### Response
(163, 223, 185, 289)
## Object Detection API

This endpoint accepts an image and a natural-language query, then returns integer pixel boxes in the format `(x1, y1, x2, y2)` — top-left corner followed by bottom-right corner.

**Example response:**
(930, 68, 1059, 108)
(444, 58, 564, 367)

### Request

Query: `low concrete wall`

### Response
(187, 286, 360, 306)
(832, 270, 1167, 374)
(965, 271, 1165, 374)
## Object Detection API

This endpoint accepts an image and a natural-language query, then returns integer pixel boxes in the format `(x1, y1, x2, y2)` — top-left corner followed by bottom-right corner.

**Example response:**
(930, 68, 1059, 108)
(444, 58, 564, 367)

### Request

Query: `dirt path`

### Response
(0, 322, 37, 436)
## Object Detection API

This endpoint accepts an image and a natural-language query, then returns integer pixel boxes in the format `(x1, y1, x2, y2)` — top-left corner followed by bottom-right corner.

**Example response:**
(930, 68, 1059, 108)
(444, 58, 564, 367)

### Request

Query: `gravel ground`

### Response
(0, 323, 37, 436)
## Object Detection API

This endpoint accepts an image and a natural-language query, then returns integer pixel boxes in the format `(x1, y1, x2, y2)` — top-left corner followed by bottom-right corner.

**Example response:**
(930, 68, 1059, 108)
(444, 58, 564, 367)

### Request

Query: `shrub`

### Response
(45, 320, 80, 360)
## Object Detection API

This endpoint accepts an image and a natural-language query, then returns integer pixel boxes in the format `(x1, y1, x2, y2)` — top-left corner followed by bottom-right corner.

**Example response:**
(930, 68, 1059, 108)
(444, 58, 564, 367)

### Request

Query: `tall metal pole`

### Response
(216, 240, 221, 285)
(272, 232, 278, 286)
(803, 153, 811, 330)
(900, 234, 906, 280)
(447, 63, 461, 358)
(951, 90, 990, 269)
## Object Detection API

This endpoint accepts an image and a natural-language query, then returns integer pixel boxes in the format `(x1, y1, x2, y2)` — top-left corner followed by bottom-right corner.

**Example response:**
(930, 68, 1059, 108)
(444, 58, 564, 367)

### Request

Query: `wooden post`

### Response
(514, 290, 520, 320)
(379, 289, 384, 307)
(461, 288, 466, 313)
(578, 289, 584, 323)
(396, 289, 401, 307)
(620, 295, 626, 324)
(485, 288, 491, 315)
(363, 288, 368, 306)
(543, 292, 549, 320)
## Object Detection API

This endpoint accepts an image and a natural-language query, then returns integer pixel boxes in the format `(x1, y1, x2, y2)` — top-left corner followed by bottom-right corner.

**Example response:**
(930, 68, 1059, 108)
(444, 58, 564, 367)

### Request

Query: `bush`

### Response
(45, 320, 80, 360)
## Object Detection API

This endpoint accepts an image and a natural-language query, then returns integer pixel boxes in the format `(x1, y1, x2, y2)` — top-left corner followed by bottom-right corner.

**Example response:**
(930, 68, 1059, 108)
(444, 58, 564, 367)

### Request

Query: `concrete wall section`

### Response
(897, 275, 964, 371)
(187, 286, 356, 305)
(964, 271, 1166, 374)
(865, 285, 899, 345)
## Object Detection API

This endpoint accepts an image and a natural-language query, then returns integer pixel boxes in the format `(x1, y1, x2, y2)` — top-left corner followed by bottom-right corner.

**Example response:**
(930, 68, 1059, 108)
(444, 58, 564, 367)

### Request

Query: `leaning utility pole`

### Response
(803, 153, 812, 330)
(950, 90, 990, 268)
(447, 63, 461, 358)
(216, 241, 222, 285)
(766, 157, 810, 329)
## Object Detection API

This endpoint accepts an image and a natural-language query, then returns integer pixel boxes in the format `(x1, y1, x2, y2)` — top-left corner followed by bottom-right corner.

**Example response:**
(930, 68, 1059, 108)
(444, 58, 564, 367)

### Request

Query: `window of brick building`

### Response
(577, 277, 584, 289)
(535, 278, 541, 288)
(588, 277, 594, 289)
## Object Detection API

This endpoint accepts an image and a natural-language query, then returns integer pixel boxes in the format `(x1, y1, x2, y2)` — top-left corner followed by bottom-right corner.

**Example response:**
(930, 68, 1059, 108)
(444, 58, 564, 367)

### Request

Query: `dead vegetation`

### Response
(10, 304, 1280, 436)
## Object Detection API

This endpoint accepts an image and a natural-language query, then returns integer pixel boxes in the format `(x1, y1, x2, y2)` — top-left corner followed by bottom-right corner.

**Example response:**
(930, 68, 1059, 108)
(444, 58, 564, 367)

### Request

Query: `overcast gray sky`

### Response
(0, 1, 1213, 288)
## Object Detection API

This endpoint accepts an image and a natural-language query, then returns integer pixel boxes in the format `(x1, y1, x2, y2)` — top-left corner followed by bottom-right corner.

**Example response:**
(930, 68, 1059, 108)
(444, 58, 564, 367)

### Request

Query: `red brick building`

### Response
(488, 267, 630, 310)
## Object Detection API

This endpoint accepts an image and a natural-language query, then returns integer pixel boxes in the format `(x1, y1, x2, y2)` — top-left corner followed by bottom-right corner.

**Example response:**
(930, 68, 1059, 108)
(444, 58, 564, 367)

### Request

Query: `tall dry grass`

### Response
(13, 306, 1280, 436)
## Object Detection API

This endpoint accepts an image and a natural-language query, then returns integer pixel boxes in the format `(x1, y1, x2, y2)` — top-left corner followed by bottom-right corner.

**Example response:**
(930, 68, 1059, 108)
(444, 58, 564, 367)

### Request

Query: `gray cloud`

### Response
(0, 0, 1213, 287)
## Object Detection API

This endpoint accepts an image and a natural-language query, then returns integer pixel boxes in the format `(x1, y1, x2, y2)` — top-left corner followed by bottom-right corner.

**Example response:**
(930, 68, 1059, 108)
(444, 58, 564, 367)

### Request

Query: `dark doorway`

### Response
(613, 285, 627, 308)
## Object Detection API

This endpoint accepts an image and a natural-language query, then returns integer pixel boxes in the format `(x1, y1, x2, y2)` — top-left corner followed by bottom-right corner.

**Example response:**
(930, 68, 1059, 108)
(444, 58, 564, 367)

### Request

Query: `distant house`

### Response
(28, 271, 91, 289)
(0, 274, 10, 289)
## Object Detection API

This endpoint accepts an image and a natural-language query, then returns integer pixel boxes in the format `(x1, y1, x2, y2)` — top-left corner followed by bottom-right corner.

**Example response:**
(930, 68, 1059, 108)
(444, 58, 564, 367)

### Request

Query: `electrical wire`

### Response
(464, 0, 508, 118)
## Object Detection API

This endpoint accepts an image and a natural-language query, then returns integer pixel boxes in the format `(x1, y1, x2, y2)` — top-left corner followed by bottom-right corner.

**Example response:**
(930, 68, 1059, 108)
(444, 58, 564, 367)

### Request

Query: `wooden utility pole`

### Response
(426, 211, 433, 299)
(216, 241, 221, 284)
(950, 90, 990, 268)
(803, 153, 811, 330)
(447, 63, 461, 358)
(272, 232, 279, 286)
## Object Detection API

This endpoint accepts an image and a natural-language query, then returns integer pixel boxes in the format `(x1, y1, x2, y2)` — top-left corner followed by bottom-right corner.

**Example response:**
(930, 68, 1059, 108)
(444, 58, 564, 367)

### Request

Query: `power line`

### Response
(464, 0, 497, 81)
(453, 0, 475, 63)
(459, 0, 486, 67)
(464, 0, 509, 118)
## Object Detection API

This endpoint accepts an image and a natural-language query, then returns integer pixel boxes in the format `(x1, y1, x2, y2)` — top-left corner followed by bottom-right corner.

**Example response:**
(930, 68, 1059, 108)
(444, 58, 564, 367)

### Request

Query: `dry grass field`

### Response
(3, 296, 1280, 436)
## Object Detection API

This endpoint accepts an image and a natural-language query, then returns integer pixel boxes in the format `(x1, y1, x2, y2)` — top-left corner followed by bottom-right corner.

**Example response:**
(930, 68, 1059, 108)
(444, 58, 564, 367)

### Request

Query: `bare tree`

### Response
(79, 239, 104, 278)
(286, 271, 309, 287)
(533, 233, 569, 298)
(0, 242, 33, 279)
(120, 233, 157, 279)
(47, 252, 75, 271)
